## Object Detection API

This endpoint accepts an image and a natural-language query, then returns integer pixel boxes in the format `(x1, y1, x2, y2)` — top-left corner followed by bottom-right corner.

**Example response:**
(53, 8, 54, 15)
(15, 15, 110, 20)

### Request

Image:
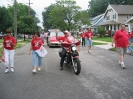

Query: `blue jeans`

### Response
(60, 48, 66, 66)
(32, 50, 43, 67)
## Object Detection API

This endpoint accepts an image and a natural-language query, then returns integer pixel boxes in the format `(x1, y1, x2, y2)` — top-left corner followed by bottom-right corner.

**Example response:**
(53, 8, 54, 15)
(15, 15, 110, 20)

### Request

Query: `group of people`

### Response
(80, 28, 93, 53)
(1, 24, 133, 74)
(2, 30, 46, 74)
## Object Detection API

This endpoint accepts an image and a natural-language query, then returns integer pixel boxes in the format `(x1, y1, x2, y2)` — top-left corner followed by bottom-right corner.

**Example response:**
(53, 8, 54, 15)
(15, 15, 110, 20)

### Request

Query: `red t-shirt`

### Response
(113, 30, 129, 48)
(80, 33, 86, 38)
(31, 37, 43, 50)
(58, 36, 80, 48)
(3, 36, 16, 50)
(85, 31, 93, 39)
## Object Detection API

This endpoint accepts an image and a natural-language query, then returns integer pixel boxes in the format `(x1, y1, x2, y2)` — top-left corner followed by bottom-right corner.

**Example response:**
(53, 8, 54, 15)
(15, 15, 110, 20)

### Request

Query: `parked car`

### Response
(47, 31, 64, 47)
(0, 34, 5, 39)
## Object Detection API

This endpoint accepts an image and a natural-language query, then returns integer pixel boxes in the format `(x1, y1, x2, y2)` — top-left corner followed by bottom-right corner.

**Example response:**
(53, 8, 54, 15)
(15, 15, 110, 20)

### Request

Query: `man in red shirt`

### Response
(80, 31, 86, 46)
(85, 28, 93, 53)
(112, 24, 129, 69)
(2, 29, 16, 73)
(56, 30, 80, 70)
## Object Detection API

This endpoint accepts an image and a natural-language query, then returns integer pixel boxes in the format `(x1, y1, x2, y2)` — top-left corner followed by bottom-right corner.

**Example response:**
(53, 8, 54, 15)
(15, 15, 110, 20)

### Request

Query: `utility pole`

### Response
(14, 0, 17, 41)
(27, 0, 33, 16)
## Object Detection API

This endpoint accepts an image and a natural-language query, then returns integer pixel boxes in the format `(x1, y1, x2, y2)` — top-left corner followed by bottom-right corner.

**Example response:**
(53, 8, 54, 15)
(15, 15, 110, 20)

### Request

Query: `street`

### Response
(0, 43, 133, 99)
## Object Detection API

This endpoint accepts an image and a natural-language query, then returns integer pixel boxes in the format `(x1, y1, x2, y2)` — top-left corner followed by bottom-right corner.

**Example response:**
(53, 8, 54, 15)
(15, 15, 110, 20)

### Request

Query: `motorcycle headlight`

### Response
(72, 47, 76, 51)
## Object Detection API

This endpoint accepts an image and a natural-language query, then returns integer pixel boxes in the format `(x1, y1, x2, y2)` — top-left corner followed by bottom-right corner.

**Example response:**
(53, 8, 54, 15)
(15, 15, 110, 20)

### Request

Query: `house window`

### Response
(108, 9, 112, 12)
(125, 25, 128, 27)
(127, 15, 129, 19)
(113, 14, 116, 19)
(106, 16, 110, 21)
(113, 15, 115, 19)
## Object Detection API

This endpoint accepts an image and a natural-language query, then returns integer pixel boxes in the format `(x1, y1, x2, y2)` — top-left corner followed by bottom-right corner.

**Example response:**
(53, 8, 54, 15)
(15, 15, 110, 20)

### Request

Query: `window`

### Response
(113, 13, 116, 19)
(113, 15, 115, 19)
(125, 25, 128, 27)
(106, 16, 110, 21)
(127, 15, 129, 19)
(108, 9, 112, 12)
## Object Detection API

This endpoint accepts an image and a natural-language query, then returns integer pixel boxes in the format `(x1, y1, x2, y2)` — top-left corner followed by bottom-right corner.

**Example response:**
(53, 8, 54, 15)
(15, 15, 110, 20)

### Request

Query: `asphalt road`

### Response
(0, 43, 133, 99)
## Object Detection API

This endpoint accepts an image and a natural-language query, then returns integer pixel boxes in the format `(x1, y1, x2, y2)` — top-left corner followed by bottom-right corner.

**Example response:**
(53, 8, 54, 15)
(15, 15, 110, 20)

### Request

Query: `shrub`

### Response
(97, 27, 106, 37)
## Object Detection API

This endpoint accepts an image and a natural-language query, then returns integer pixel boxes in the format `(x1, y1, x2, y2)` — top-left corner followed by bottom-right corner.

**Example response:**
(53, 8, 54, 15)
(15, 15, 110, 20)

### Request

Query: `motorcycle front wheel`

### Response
(73, 58, 81, 75)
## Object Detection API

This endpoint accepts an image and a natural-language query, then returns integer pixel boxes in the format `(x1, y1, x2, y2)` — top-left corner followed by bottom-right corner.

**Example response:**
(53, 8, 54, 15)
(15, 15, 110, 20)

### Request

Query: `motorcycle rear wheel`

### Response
(73, 58, 81, 75)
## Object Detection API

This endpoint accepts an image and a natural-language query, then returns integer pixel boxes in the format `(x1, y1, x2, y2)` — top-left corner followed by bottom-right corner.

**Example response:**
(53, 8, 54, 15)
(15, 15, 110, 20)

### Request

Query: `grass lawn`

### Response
(92, 42, 107, 45)
(93, 36, 112, 42)
(109, 47, 116, 51)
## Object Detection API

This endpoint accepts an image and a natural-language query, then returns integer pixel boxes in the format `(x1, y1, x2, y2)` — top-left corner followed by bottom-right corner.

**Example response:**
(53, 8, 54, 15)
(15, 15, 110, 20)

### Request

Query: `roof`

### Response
(92, 15, 104, 27)
(110, 4, 133, 14)
(99, 20, 120, 26)
(125, 16, 133, 23)
(90, 13, 104, 21)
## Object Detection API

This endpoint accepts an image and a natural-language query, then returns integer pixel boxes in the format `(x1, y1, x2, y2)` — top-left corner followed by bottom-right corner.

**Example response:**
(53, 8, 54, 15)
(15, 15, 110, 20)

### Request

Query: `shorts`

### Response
(116, 47, 127, 54)
(129, 38, 133, 43)
(87, 39, 92, 46)
(128, 46, 133, 51)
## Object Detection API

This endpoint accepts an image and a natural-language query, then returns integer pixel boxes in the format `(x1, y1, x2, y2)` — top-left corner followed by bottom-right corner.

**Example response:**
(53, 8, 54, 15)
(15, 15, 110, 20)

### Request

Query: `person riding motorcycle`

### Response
(55, 30, 80, 70)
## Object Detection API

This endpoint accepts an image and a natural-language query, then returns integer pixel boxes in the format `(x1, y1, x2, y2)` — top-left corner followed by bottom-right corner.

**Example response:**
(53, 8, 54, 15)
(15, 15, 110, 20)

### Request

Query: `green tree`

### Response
(42, 0, 90, 32)
(50, 0, 81, 31)
(42, 4, 56, 31)
(0, 6, 12, 33)
(7, 3, 40, 35)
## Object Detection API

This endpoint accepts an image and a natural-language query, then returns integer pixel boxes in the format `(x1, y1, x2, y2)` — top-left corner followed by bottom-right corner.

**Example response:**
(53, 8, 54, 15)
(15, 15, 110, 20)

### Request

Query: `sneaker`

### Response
(38, 67, 41, 71)
(32, 69, 37, 73)
(88, 51, 91, 54)
(11, 68, 14, 72)
(121, 64, 125, 69)
(5, 69, 9, 74)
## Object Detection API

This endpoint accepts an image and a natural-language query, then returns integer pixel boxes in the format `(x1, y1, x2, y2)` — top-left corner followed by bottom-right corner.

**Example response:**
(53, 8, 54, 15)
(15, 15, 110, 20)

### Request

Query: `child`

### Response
(127, 41, 133, 55)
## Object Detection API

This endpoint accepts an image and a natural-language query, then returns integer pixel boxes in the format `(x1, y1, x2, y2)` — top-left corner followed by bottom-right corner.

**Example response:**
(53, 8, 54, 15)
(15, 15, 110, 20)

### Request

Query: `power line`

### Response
(7, 0, 13, 4)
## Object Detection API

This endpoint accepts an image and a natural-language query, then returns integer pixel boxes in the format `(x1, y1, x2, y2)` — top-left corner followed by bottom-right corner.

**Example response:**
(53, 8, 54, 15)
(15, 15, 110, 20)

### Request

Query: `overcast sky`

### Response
(0, 0, 90, 28)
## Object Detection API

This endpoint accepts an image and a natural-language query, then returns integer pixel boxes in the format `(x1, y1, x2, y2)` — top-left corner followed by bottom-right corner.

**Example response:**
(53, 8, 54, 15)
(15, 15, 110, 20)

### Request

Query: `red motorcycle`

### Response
(59, 41, 81, 75)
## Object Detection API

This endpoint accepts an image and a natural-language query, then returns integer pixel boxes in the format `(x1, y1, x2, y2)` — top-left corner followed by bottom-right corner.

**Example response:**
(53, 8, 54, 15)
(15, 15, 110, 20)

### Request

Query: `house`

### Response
(80, 14, 104, 35)
(90, 13, 104, 35)
(100, 4, 133, 35)
(125, 16, 133, 32)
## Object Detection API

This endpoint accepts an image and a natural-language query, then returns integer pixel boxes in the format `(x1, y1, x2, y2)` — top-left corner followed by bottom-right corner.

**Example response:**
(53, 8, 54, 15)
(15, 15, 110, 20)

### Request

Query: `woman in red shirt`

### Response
(2, 29, 16, 73)
(29, 31, 44, 73)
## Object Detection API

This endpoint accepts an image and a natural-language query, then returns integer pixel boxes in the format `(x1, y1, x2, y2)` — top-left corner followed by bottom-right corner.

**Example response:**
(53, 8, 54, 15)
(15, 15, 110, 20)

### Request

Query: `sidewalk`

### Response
(93, 40, 113, 50)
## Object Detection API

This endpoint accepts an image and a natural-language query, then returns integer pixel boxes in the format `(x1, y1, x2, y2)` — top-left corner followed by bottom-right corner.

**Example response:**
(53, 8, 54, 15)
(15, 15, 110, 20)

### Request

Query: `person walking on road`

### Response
(80, 31, 86, 46)
(85, 28, 93, 53)
(29, 31, 44, 73)
(40, 31, 46, 43)
(112, 24, 129, 69)
(2, 29, 16, 73)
